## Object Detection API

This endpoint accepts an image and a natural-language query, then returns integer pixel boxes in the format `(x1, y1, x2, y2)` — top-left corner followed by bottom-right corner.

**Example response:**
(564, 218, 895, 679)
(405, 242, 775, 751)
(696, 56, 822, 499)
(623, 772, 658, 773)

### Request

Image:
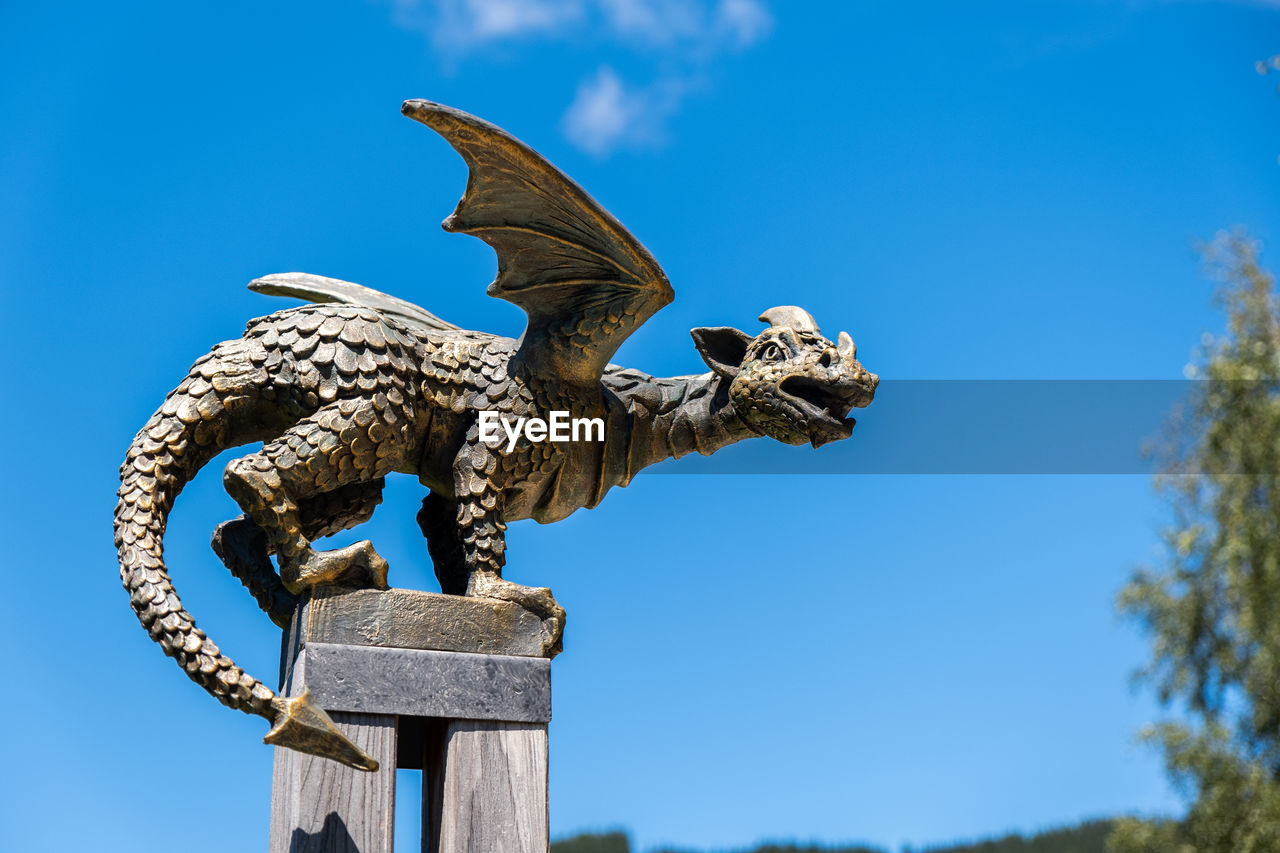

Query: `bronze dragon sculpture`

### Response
(114, 100, 878, 772)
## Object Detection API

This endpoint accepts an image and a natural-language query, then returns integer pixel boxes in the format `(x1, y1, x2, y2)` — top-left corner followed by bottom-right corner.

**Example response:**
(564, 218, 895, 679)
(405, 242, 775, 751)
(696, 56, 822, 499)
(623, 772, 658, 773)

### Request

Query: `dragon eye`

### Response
(760, 342, 784, 362)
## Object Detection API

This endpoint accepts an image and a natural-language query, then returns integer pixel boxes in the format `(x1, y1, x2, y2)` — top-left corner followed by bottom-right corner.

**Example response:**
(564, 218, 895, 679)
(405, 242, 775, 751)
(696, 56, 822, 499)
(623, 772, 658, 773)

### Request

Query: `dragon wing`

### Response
(248, 271, 461, 333)
(402, 99, 674, 385)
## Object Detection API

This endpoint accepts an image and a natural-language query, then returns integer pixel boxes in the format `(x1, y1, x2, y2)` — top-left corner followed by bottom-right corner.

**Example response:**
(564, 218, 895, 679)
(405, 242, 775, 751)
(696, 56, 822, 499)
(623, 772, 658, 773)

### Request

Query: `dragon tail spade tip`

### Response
(265, 690, 379, 772)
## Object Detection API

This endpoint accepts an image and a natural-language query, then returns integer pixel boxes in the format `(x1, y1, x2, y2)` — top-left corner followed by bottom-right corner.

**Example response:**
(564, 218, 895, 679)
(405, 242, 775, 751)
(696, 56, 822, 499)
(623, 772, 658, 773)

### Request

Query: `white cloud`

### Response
(385, 0, 774, 156)
(562, 66, 683, 156)
(715, 0, 773, 48)
(562, 67, 644, 156)
(597, 0, 702, 45)
(594, 0, 772, 50)
(463, 0, 580, 39)
(391, 0, 582, 53)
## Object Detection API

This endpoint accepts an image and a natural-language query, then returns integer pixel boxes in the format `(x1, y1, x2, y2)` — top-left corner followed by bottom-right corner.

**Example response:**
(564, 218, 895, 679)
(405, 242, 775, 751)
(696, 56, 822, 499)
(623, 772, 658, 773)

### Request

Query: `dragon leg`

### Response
(298, 478, 387, 541)
(417, 491, 468, 595)
(213, 479, 387, 625)
(210, 518, 297, 627)
(223, 399, 412, 593)
(452, 443, 565, 650)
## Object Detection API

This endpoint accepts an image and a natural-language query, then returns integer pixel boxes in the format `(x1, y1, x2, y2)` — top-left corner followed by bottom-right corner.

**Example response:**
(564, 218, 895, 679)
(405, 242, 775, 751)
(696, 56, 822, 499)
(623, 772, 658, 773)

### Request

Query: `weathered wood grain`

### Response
(431, 721, 549, 853)
(269, 712, 398, 853)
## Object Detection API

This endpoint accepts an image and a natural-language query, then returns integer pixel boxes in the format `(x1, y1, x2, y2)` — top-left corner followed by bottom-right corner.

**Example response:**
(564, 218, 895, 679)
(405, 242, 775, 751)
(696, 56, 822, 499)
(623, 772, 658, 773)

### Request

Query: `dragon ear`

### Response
(691, 327, 752, 379)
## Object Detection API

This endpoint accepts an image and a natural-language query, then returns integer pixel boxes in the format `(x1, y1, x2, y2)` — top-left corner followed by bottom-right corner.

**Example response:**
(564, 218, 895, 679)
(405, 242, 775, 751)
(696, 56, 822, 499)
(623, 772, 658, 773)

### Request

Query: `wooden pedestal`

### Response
(268, 587, 555, 853)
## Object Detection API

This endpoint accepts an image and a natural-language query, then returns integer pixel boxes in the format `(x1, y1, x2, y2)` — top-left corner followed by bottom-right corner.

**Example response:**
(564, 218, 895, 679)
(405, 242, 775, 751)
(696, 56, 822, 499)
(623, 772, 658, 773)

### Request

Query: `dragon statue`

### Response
(114, 100, 879, 772)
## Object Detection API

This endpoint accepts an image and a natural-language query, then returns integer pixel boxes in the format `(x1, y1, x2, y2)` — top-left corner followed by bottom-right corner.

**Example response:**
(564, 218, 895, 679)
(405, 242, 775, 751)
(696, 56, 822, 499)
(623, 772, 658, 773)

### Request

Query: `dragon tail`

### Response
(113, 338, 378, 771)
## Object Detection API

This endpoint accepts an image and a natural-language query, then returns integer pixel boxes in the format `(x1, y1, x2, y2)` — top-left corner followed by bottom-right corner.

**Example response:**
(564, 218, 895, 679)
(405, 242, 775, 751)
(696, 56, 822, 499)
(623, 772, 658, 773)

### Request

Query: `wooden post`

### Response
(269, 712, 398, 852)
(270, 586, 556, 853)
(426, 721, 549, 853)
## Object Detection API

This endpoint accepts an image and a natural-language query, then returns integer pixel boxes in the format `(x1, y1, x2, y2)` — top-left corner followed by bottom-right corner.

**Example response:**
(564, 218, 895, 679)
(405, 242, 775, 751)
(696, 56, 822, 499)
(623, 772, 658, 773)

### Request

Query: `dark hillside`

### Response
(551, 820, 1116, 853)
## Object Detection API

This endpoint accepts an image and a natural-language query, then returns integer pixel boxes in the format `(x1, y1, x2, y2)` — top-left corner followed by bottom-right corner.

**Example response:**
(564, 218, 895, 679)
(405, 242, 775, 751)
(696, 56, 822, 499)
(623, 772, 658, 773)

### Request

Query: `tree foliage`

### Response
(1110, 232, 1280, 852)
(554, 831, 633, 853)
(551, 820, 1116, 853)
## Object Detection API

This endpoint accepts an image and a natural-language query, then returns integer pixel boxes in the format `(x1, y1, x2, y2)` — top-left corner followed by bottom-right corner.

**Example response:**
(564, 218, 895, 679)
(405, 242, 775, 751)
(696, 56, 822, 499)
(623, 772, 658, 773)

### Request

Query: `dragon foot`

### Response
(265, 689, 379, 771)
(210, 517, 299, 628)
(281, 540, 390, 594)
(467, 571, 566, 655)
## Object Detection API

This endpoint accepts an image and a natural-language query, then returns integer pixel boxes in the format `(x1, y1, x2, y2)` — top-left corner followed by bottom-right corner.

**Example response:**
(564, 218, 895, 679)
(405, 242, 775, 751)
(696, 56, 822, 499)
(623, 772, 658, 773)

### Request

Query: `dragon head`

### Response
(691, 306, 878, 448)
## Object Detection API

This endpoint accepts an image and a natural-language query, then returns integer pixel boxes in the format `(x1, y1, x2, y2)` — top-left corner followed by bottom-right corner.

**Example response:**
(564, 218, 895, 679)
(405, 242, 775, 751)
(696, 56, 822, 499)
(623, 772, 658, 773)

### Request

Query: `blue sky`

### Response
(2, 1, 1279, 851)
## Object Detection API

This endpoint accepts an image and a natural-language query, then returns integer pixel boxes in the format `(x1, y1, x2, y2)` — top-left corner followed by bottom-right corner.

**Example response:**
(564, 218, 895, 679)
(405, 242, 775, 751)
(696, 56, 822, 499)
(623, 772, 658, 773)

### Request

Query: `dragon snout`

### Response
(831, 361, 877, 409)
(853, 367, 879, 402)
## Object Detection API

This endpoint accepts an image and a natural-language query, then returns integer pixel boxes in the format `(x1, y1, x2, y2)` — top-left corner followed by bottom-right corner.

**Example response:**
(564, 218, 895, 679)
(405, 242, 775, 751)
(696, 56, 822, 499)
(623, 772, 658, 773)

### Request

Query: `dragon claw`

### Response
(282, 540, 389, 594)
(467, 572, 565, 656)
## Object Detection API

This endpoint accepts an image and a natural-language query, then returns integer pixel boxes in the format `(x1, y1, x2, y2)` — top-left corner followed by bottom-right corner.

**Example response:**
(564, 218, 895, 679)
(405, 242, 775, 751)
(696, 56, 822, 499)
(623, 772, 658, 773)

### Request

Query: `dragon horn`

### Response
(758, 306, 819, 333)
(837, 331, 855, 359)
(265, 690, 379, 771)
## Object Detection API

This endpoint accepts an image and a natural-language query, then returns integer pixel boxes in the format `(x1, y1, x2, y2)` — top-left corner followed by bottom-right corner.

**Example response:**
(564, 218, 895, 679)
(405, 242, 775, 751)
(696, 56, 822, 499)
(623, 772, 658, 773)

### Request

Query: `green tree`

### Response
(1110, 232, 1280, 853)
(553, 831, 633, 853)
